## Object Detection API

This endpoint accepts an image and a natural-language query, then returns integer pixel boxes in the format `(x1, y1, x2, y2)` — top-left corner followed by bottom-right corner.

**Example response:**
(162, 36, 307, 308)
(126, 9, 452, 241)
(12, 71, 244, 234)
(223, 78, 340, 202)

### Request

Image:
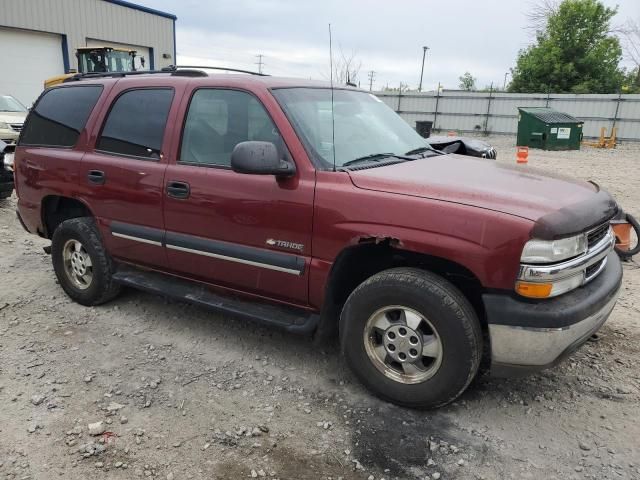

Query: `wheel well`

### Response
(42, 196, 93, 238)
(315, 241, 488, 342)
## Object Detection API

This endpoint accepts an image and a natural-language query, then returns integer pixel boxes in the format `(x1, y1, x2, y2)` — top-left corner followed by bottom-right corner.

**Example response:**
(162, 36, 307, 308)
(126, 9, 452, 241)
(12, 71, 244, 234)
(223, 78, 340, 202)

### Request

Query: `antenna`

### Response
(329, 23, 336, 172)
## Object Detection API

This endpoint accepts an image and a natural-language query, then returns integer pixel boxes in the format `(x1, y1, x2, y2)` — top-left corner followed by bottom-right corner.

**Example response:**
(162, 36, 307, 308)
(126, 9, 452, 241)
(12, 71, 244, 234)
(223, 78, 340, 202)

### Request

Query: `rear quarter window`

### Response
(19, 85, 103, 148)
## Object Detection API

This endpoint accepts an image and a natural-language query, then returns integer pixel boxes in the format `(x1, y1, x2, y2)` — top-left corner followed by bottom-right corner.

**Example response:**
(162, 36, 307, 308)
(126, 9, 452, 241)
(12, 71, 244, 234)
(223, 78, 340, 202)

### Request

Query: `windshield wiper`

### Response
(342, 152, 413, 167)
(404, 146, 441, 156)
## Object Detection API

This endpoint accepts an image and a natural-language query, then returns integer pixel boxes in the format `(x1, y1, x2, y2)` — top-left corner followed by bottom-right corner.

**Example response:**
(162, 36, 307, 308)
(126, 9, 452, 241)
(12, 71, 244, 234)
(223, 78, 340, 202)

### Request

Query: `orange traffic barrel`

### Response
(516, 146, 529, 164)
(612, 220, 632, 252)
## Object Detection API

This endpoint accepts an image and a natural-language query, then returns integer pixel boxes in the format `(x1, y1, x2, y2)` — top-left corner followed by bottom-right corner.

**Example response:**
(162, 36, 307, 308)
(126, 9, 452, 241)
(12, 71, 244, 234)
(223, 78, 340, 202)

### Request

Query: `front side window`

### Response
(97, 89, 174, 159)
(180, 89, 282, 167)
(19, 85, 103, 147)
(272, 88, 430, 169)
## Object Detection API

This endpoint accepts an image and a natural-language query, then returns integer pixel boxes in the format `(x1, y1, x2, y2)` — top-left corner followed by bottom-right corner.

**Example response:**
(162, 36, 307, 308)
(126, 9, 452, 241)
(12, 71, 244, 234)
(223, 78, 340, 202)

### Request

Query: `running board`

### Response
(112, 266, 319, 335)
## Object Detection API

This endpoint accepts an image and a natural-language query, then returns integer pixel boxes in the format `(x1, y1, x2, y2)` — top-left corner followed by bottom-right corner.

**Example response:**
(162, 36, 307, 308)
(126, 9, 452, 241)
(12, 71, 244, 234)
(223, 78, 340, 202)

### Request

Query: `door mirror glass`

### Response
(231, 141, 295, 176)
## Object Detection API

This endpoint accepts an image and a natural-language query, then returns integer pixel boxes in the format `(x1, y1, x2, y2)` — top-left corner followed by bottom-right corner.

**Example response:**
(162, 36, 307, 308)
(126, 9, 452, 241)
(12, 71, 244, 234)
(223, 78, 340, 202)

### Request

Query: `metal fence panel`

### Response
(376, 91, 640, 141)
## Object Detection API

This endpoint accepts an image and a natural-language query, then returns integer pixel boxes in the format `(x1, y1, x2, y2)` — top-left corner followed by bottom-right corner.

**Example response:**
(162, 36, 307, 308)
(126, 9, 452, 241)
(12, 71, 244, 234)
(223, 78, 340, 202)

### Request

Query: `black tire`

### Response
(51, 217, 121, 306)
(340, 267, 482, 409)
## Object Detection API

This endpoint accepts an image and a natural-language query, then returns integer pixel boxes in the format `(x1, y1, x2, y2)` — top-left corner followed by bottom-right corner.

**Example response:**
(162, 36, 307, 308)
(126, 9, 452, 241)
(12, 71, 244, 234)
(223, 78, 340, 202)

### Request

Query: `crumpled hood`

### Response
(347, 154, 608, 225)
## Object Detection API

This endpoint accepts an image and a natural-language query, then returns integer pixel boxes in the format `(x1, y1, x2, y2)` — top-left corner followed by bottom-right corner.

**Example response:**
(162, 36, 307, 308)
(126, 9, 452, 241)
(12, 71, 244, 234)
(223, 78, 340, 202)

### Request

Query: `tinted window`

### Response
(19, 86, 103, 147)
(97, 89, 174, 159)
(180, 89, 282, 167)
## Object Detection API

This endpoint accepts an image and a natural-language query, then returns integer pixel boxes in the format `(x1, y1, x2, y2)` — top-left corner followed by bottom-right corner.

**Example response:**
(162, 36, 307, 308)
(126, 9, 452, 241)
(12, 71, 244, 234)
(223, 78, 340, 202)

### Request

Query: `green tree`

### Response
(509, 0, 625, 93)
(458, 72, 476, 91)
(622, 68, 640, 93)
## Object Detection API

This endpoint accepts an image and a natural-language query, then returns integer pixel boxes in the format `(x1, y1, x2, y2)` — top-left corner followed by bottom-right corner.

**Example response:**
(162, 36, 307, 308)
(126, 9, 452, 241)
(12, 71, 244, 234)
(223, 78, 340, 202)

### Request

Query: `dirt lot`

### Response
(1, 136, 639, 480)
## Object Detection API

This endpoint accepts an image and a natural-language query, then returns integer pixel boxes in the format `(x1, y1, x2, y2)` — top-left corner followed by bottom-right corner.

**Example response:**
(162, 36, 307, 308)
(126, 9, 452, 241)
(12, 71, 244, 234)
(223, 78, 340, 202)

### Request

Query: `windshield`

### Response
(272, 88, 430, 169)
(79, 50, 134, 73)
(0, 95, 27, 112)
(106, 51, 135, 72)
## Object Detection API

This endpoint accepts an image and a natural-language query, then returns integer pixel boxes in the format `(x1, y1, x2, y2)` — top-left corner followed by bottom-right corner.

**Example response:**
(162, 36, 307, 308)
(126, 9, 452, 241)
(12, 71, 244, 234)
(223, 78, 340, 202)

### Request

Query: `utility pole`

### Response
(503, 72, 509, 90)
(255, 54, 265, 74)
(367, 70, 376, 91)
(418, 46, 429, 92)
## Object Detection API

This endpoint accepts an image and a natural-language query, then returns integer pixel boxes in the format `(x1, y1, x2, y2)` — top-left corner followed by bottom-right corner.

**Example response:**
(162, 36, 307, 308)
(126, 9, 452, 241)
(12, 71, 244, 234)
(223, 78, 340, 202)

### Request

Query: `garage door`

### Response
(0, 27, 63, 107)
(86, 38, 151, 71)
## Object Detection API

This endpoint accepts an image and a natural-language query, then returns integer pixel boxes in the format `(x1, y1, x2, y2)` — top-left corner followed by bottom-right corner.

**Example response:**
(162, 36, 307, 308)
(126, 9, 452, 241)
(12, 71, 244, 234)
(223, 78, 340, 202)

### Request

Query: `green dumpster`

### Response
(516, 107, 583, 150)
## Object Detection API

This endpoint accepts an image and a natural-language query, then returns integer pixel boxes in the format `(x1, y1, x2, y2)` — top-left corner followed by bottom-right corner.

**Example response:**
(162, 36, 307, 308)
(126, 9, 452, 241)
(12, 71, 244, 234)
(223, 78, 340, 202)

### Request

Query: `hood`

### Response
(347, 155, 611, 227)
(0, 111, 27, 124)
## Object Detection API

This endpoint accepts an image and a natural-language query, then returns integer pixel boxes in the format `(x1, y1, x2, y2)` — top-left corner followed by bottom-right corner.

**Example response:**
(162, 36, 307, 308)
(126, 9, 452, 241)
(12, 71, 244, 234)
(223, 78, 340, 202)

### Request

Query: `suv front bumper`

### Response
(483, 251, 622, 376)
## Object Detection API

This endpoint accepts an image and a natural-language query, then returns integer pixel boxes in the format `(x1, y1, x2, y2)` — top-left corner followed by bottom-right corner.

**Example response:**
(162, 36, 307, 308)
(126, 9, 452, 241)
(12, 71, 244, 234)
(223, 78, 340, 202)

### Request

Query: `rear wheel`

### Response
(340, 267, 482, 408)
(51, 217, 121, 306)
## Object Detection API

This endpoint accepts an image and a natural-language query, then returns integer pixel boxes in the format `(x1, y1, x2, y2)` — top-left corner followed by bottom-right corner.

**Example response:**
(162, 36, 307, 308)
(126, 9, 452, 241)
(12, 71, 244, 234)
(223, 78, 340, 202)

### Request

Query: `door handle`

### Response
(166, 181, 190, 199)
(88, 170, 105, 185)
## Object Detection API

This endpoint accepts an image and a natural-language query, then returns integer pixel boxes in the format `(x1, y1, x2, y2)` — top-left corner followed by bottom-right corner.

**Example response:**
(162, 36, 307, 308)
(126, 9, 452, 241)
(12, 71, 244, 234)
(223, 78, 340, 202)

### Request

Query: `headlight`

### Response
(521, 234, 587, 264)
(0, 121, 9, 130)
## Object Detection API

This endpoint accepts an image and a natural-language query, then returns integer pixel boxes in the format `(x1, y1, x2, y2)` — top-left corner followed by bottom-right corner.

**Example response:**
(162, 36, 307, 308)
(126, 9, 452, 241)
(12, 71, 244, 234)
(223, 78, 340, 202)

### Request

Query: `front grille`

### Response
(10, 123, 22, 132)
(481, 148, 497, 159)
(587, 223, 609, 249)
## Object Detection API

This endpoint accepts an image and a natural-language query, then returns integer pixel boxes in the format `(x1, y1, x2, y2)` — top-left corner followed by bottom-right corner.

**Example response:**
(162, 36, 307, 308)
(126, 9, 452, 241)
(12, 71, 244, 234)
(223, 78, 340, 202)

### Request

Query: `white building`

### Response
(0, 0, 176, 105)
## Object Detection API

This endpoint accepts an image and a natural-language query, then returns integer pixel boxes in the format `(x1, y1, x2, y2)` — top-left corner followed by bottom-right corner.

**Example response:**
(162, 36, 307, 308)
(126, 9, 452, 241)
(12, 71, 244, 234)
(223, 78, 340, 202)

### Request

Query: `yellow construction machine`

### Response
(44, 47, 143, 89)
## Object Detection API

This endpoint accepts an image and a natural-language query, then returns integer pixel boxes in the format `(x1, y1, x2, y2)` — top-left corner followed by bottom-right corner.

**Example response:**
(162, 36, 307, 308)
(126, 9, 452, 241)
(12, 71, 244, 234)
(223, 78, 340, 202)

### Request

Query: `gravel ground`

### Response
(1, 136, 639, 480)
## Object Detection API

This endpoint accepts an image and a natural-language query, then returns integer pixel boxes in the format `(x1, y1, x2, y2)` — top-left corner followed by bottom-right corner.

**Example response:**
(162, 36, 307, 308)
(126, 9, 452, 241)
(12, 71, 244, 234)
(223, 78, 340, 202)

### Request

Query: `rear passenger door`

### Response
(80, 86, 177, 269)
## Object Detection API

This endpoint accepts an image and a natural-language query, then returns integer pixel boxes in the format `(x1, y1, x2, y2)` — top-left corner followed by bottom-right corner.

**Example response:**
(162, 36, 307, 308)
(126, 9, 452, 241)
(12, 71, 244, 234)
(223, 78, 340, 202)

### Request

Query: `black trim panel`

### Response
(165, 231, 305, 275)
(108, 221, 305, 275)
(483, 251, 622, 329)
(110, 221, 164, 244)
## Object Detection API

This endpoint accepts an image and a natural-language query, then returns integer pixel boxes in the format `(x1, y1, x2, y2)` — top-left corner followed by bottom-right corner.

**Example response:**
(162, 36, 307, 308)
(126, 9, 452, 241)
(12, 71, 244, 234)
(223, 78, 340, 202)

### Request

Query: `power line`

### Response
(367, 70, 376, 91)
(255, 54, 265, 74)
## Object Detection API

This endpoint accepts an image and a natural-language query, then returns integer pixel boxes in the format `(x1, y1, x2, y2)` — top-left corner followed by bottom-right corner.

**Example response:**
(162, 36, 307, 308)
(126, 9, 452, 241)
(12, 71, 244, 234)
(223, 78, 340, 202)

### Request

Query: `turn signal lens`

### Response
(516, 273, 584, 299)
(515, 281, 553, 298)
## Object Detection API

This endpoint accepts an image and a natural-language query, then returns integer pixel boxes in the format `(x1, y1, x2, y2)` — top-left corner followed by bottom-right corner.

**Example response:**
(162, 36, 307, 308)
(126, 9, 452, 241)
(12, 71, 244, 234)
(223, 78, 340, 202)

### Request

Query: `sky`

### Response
(140, 0, 638, 91)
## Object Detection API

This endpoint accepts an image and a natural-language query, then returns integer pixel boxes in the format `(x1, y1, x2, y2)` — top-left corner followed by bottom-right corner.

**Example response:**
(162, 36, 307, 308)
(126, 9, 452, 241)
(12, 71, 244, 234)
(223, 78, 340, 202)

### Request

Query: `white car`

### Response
(0, 95, 27, 145)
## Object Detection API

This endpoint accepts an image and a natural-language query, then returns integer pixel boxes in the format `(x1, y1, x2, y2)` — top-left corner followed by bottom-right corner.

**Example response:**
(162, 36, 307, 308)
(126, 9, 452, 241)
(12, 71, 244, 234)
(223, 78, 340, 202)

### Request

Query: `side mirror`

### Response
(231, 141, 295, 177)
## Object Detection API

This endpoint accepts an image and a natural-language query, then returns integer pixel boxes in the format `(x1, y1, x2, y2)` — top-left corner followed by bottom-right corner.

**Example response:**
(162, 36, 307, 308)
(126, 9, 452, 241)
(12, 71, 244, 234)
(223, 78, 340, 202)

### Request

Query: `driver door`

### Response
(163, 88, 315, 305)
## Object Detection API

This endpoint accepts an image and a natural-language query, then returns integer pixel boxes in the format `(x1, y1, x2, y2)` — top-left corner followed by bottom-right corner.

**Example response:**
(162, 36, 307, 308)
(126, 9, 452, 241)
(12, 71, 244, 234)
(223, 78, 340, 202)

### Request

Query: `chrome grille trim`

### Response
(9, 123, 23, 132)
(587, 223, 609, 249)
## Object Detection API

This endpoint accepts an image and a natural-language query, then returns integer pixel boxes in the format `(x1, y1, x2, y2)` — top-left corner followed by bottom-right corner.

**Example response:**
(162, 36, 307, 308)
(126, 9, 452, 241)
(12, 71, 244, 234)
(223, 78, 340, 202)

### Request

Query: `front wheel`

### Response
(340, 268, 482, 408)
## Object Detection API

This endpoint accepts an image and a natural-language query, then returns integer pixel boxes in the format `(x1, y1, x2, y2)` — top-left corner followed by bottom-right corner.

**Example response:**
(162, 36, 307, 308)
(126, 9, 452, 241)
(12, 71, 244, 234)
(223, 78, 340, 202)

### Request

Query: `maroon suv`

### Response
(14, 69, 622, 408)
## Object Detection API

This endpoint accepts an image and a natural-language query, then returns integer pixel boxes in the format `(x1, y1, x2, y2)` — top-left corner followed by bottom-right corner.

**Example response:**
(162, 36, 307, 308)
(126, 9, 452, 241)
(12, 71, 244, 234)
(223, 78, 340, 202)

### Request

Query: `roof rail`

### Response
(164, 65, 269, 76)
(63, 65, 268, 83)
(63, 69, 174, 82)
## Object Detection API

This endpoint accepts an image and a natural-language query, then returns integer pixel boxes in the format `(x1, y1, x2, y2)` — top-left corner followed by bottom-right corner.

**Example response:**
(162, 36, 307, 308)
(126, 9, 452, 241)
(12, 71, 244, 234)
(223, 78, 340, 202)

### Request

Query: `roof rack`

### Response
(164, 65, 269, 76)
(63, 65, 268, 83)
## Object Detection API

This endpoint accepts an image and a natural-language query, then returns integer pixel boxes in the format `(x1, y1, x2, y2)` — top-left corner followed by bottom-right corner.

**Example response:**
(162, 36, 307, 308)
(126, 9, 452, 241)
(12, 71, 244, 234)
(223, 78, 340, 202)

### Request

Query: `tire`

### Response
(51, 217, 121, 306)
(340, 267, 482, 409)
